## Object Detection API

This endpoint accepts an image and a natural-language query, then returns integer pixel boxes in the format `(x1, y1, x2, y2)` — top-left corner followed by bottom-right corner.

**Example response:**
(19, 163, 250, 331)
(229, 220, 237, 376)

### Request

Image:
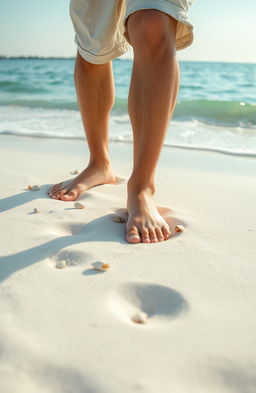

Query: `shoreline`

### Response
(1, 133, 256, 159)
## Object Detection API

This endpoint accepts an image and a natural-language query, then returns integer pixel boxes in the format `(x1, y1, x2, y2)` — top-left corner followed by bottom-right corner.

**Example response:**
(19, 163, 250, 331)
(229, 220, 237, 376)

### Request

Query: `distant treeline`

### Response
(0, 56, 76, 60)
(0, 55, 129, 61)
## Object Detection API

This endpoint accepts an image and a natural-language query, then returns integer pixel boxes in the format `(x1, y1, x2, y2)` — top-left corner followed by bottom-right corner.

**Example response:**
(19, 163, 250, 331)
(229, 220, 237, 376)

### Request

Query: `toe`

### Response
(126, 226, 141, 244)
(60, 190, 78, 201)
(50, 183, 63, 193)
(162, 225, 171, 240)
(141, 228, 150, 243)
(55, 189, 68, 199)
(49, 185, 62, 197)
(49, 190, 60, 199)
(149, 228, 158, 243)
(155, 227, 164, 242)
(51, 189, 67, 200)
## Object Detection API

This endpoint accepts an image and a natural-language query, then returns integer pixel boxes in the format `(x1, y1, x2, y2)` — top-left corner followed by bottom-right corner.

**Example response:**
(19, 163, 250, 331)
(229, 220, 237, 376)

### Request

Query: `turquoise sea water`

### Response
(0, 58, 256, 156)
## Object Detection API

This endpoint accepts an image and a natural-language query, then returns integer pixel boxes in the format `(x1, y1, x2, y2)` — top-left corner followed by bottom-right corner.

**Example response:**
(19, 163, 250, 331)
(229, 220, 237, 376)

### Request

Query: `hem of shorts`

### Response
(176, 31, 194, 50)
(124, 0, 194, 50)
(75, 38, 131, 64)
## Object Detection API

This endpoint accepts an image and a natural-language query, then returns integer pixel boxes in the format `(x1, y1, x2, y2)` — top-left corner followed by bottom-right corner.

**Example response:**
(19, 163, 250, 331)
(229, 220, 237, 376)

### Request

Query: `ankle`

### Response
(89, 157, 111, 170)
(128, 178, 155, 195)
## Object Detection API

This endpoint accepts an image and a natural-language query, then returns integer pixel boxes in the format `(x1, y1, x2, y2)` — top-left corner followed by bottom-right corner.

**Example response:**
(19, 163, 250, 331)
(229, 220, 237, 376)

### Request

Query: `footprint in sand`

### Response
(46, 222, 86, 237)
(51, 248, 89, 269)
(108, 282, 188, 327)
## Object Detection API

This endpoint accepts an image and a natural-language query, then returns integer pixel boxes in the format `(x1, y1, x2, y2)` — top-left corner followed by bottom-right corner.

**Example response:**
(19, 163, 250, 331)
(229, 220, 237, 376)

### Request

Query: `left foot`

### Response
(126, 186, 171, 244)
(48, 162, 116, 201)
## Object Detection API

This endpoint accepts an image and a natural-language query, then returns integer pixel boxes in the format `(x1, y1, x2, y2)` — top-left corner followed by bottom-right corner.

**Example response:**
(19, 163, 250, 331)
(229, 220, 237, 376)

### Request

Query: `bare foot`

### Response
(126, 186, 171, 244)
(48, 163, 116, 201)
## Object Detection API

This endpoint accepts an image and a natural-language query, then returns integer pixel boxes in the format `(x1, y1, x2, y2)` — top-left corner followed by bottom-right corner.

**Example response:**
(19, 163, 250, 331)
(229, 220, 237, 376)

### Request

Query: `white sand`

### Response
(1, 135, 256, 393)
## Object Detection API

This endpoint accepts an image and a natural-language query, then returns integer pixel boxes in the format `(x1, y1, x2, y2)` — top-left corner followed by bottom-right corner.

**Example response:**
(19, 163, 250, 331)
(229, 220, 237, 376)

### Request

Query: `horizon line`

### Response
(0, 55, 256, 65)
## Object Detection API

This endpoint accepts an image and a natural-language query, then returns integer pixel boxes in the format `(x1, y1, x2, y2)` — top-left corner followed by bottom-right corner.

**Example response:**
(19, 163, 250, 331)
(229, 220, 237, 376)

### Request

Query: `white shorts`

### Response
(70, 0, 194, 64)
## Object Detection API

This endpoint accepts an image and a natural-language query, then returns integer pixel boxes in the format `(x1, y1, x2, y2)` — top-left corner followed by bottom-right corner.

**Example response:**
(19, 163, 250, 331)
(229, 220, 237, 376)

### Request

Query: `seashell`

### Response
(33, 208, 40, 214)
(112, 215, 125, 223)
(175, 224, 185, 232)
(56, 261, 66, 269)
(27, 185, 33, 190)
(91, 261, 110, 272)
(74, 202, 85, 209)
(31, 185, 40, 191)
(70, 170, 80, 175)
(131, 312, 148, 324)
(66, 260, 78, 266)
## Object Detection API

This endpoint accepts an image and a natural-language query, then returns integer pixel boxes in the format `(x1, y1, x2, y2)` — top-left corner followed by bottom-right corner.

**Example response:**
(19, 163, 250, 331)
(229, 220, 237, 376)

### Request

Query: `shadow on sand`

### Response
(0, 185, 186, 283)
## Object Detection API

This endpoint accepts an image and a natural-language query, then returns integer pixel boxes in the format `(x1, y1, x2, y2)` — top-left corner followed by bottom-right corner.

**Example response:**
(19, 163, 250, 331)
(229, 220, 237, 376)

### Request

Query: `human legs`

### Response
(125, 10, 180, 243)
(50, 4, 181, 245)
(49, 53, 116, 200)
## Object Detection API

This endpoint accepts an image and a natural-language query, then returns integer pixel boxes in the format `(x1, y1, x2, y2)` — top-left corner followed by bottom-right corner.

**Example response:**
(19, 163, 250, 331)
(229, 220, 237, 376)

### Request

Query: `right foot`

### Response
(126, 185, 171, 244)
(48, 163, 116, 201)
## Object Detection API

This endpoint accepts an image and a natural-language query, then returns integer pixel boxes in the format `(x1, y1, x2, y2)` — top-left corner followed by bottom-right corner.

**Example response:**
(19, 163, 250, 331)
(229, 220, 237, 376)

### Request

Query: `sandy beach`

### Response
(1, 135, 256, 392)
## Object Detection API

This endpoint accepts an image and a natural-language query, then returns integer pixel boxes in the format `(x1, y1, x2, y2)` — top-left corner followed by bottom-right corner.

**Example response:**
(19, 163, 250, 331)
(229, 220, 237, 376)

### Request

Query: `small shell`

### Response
(175, 224, 185, 232)
(74, 202, 85, 209)
(56, 261, 66, 269)
(91, 261, 110, 272)
(112, 215, 125, 223)
(131, 312, 148, 324)
(70, 170, 80, 175)
(31, 185, 40, 191)
(27, 185, 33, 190)
(66, 260, 78, 267)
(33, 208, 40, 214)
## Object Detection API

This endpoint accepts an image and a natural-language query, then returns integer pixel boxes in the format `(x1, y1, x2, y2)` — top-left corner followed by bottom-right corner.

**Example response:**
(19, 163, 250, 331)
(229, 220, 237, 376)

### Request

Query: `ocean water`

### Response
(0, 58, 256, 156)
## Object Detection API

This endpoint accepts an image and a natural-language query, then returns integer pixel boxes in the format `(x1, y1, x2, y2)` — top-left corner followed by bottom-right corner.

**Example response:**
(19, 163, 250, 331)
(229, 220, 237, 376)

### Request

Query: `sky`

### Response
(0, 0, 256, 63)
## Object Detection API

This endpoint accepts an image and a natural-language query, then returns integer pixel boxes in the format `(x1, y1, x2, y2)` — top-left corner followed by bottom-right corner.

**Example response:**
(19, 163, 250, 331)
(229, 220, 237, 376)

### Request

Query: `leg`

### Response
(49, 53, 116, 201)
(125, 10, 179, 243)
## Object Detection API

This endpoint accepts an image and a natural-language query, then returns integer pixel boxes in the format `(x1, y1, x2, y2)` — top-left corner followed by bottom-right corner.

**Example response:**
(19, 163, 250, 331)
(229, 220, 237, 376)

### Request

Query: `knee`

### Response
(126, 10, 177, 56)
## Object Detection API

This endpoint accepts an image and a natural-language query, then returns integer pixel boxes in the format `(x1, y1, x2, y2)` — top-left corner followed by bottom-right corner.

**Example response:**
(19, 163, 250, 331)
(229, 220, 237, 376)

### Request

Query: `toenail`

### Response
(129, 235, 140, 240)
